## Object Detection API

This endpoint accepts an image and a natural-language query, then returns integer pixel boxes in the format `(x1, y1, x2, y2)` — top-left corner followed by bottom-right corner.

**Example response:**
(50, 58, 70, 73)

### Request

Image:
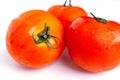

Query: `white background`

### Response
(0, 0, 120, 80)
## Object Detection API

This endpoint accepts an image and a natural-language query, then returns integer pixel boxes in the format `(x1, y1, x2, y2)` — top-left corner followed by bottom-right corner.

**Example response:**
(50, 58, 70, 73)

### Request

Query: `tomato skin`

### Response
(66, 16, 120, 72)
(6, 10, 65, 68)
(48, 5, 88, 30)
(59, 6, 88, 29)
(48, 5, 65, 19)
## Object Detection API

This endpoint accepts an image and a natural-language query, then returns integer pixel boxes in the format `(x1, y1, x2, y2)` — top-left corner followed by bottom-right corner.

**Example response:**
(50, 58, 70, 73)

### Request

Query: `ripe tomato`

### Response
(48, 0, 69, 19)
(6, 10, 65, 68)
(48, 0, 88, 30)
(66, 13, 120, 72)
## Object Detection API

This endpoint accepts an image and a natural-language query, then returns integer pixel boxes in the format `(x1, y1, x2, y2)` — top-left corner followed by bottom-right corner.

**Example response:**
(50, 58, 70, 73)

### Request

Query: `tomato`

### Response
(48, 0, 88, 30)
(66, 13, 120, 72)
(48, 0, 69, 19)
(6, 10, 65, 68)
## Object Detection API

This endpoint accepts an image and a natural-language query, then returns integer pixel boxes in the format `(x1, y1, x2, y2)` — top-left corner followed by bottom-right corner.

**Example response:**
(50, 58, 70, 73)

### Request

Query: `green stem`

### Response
(63, 0, 67, 6)
(69, 0, 72, 6)
(32, 24, 59, 49)
(90, 12, 107, 23)
(63, 0, 72, 6)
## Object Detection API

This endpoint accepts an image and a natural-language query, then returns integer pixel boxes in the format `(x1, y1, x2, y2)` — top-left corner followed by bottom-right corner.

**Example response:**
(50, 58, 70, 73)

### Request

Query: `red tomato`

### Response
(48, 0, 88, 30)
(66, 13, 120, 72)
(6, 10, 65, 68)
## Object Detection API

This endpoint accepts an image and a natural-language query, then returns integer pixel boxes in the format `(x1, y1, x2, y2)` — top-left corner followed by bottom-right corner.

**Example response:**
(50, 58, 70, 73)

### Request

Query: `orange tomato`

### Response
(6, 10, 65, 68)
(48, 0, 88, 31)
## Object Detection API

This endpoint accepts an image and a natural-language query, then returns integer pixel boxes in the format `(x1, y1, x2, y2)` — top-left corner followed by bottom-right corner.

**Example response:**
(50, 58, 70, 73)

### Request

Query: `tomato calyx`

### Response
(63, 0, 72, 7)
(90, 12, 107, 23)
(32, 24, 59, 49)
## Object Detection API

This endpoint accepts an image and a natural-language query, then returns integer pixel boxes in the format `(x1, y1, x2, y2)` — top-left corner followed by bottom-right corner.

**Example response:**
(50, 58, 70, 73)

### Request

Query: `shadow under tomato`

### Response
(60, 47, 88, 73)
